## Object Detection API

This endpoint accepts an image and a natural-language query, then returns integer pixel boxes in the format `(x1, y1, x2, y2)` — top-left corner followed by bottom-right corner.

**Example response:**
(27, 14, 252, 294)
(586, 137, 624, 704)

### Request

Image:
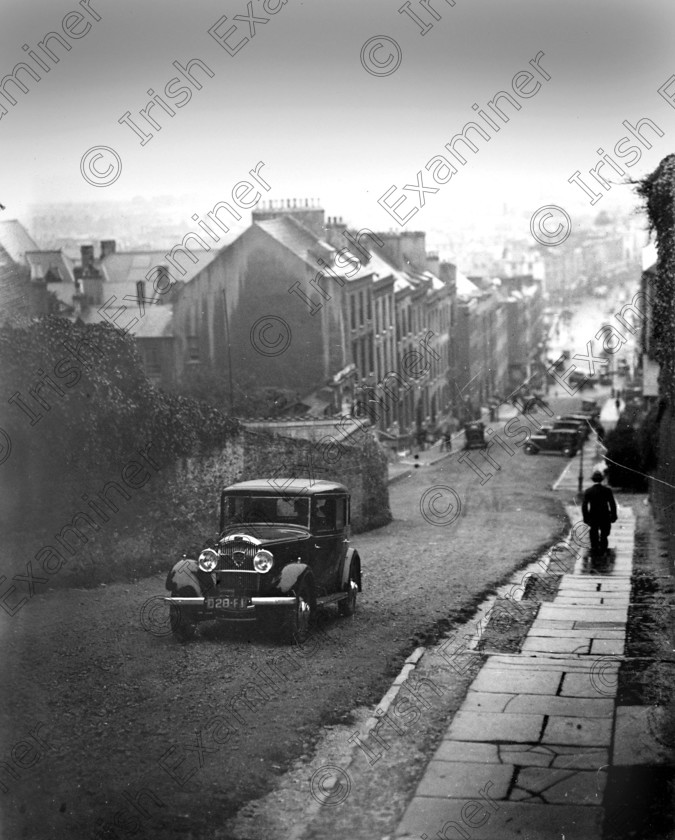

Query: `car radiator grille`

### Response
(217, 571, 260, 597)
(218, 545, 256, 572)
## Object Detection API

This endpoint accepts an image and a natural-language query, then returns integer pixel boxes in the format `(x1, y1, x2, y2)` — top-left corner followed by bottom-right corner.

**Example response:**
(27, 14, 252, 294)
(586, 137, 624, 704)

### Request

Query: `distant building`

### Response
(453, 273, 508, 417)
(22, 237, 220, 386)
(172, 203, 457, 430)
(500, 274, 545, 390)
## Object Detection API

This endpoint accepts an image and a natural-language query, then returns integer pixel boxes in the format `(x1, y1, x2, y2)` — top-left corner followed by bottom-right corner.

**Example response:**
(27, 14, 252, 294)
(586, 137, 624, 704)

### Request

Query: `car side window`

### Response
(334, 497, 345, 530)
(313, 497, 336, 532)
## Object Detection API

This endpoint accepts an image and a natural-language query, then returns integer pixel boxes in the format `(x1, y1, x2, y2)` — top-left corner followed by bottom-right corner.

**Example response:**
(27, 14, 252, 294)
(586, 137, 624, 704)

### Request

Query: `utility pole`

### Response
(221, 287, 235, 412)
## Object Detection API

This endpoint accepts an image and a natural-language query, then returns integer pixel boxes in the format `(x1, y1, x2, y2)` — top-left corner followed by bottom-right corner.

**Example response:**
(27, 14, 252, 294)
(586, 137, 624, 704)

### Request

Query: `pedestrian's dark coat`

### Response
(582, 483, 617, 525)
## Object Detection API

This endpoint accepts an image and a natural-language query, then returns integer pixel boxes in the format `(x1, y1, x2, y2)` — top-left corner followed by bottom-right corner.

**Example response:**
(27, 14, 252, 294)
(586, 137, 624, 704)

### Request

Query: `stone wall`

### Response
(652, 405, 675, 561)
(240, 428, 391, 533)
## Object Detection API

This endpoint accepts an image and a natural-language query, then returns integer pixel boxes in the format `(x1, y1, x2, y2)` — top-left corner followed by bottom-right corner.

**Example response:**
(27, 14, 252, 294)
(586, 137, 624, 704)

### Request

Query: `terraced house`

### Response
(4, 209, 546, 435)
(171, 202, 458, 431)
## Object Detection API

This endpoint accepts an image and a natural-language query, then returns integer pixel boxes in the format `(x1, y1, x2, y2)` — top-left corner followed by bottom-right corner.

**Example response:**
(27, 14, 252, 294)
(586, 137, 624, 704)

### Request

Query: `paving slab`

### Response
(417, 760, 513, 799)
(589, 637, 625, 656)
(508, 693, 613, 718)
(526, 618, 576, 629)
(542, 715, 613, 747)
(537, 604, 628, 623)
(558, 584, 630, 593)
(445, 711, 544, 743)
(499, 743, 610, 770)
(462, 691, 614, 718)
(528, 625, 625, 640)
(521, 636, 591, 654)
(561, 671, 618, 699)
(471, 667, 561, 695)
(485, 654, 618, 672)
(511, 767, 606, 805)
(573, 620, 625, 630)
(555, 595, 630, 605)
(432, 740, 501, 764)
(396, 798, 604, 839)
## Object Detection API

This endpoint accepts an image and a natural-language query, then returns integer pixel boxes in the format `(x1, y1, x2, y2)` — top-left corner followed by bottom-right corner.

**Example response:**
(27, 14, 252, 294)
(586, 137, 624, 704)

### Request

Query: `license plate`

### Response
(205, 596, 250, 610)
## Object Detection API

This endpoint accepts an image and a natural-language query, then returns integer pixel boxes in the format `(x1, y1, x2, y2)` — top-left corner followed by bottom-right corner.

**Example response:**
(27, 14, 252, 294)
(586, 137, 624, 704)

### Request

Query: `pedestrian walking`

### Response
(582, 471, 617, 555)
(590, 416, 605, 443)
(416, 424, 427, 452)
(439, 423, 452, 452)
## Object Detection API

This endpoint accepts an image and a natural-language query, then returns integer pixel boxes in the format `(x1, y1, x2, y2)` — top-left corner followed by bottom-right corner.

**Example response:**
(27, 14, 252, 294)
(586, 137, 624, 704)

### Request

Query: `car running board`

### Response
(316, 592, 348, 606)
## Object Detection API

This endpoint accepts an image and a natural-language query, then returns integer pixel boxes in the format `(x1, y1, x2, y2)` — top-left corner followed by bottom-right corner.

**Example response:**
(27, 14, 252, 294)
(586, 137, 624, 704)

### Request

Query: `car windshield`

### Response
(221, 495, 310, 528)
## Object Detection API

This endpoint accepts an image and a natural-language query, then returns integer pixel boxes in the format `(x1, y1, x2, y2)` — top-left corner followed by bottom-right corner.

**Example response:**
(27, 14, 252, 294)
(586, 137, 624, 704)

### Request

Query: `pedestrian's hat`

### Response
(591, 470, 604, 482)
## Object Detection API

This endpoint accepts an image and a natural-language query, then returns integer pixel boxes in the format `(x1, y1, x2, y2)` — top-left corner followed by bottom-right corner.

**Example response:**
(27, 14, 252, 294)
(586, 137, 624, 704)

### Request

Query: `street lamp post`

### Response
(577, 440, 584, 495)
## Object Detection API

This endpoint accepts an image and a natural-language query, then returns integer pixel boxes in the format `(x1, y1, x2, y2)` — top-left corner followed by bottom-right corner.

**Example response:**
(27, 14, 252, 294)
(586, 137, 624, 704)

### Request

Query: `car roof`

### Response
(222, 479, 349, 495)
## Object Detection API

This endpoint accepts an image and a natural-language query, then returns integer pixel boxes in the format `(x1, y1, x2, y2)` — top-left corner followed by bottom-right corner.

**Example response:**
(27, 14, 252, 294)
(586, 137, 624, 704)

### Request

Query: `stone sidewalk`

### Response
(395, 505, 636, 839)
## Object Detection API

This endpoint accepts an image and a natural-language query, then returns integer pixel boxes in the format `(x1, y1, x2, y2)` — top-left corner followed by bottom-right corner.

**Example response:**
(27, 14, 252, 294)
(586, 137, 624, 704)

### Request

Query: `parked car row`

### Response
(524, 404, 602, 457)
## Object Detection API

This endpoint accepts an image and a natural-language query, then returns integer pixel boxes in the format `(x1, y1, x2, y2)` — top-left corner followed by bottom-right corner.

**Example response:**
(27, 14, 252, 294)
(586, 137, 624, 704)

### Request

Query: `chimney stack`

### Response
(100, 239, 116, 259)
(80, 245, 95, 277)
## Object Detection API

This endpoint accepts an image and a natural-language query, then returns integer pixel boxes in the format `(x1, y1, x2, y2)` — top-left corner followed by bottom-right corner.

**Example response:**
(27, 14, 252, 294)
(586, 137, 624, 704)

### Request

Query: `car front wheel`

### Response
(338, 566, 358, 617)
(170, 603, 197, 642)
(283, 576, 314, 644)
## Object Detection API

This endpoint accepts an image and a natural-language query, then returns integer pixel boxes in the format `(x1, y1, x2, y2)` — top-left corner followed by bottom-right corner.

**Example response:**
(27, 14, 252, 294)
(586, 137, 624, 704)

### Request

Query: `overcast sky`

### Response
(2, 0, 675, 234)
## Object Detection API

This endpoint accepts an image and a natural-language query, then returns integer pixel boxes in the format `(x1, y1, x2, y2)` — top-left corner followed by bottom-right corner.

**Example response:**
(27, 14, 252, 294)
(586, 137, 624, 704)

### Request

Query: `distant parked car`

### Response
(555, 416, 591, 440)
(164, 479, 361, 643)
(580, 399, 600, 416)
(521, 395, 550, 415)
(569, 370, 598, 389)
(464, 421, 487, 450)
(524, 428, 579, 458)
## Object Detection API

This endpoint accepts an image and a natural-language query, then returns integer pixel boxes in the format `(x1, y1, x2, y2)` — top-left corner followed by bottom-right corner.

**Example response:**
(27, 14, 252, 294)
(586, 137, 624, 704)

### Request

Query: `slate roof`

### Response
(26, 250, 76, 283)
(0, 242, 31, 323)
(455, 270, 482, 301)
(0, 220, 39, 265)
(99, 249, 220, 285)
(255, 214, 404, 287)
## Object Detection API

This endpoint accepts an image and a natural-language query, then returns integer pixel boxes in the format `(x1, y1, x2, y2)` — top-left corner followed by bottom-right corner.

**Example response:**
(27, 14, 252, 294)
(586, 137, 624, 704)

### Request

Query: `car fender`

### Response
(278, 562, 312, 594)
(340, 548, 362, 592)
(165, 557, 214, 595)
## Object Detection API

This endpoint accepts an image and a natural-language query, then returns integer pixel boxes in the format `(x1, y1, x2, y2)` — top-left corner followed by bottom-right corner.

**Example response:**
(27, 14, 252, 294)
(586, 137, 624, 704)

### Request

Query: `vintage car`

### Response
(464, 421, 487, 450)
(523, 427, 579, 457)
(569, 369, 598, 389)
(164, 479, 362, 643)
(553, 416, 590, 441)
(580, 399, 600, 415)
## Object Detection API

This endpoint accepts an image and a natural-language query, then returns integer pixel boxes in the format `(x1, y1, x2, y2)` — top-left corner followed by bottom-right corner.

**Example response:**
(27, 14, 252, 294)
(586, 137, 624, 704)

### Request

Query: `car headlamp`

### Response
(198, 548, 218, 572)
(253, 550, 274, 573)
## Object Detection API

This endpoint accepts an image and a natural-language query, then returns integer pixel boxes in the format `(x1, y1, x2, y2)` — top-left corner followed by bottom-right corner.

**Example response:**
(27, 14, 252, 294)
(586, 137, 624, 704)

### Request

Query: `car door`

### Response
(310, 495, 344, 594)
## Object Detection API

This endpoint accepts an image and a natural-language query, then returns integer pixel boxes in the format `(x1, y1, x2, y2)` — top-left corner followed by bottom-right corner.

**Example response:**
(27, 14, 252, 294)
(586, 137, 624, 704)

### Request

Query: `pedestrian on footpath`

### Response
(582, 470, 617, 554)
(439, 423, 452, 452)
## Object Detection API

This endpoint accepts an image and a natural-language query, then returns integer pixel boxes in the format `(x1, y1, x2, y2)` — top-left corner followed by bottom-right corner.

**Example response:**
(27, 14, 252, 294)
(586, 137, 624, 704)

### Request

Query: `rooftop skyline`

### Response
(2, 0, 674, 238)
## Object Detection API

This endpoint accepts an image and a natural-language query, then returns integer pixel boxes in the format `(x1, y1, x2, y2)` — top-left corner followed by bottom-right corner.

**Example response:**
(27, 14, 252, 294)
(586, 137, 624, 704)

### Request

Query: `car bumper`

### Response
(164, 596, 297, 606)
